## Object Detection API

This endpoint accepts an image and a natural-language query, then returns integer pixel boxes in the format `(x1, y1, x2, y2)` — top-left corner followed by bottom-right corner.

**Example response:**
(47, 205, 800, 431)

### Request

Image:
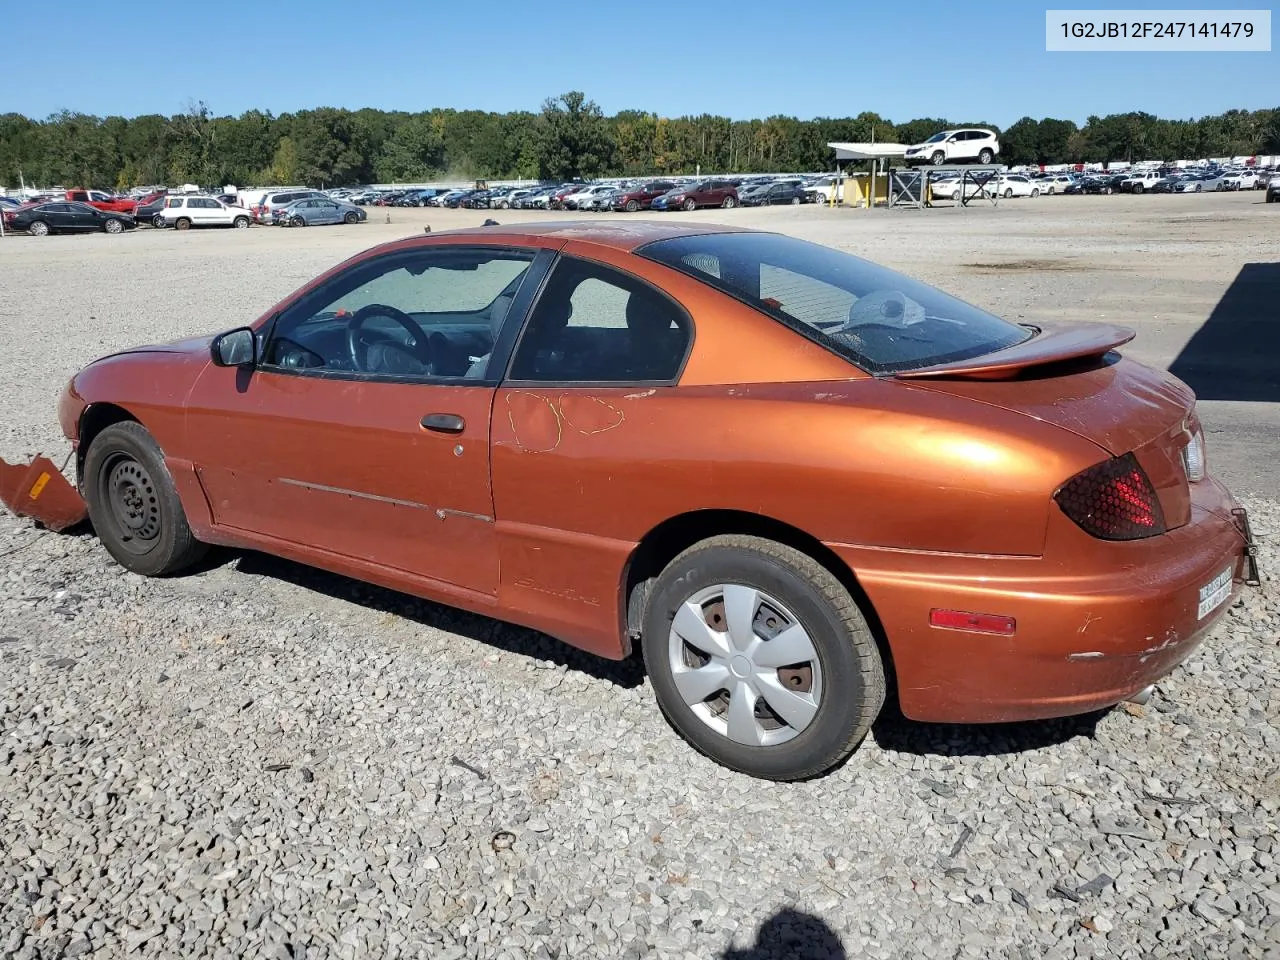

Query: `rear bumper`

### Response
(829, 478, 1254, 723)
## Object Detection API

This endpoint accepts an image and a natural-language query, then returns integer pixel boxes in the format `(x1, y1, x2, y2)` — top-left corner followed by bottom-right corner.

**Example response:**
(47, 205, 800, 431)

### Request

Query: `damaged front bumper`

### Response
(0, 454, 87, 532)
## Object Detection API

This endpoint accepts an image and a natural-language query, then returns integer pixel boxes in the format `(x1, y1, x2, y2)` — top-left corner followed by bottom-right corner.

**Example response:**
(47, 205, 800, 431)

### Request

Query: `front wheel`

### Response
(83, 422, 207, 577)
(152, 214, 165, 228)
(682, 198, 697, 212)
(291, 215, 306, 227)
(1031, 188, 1040, 198)
(625, 199, 640, 212)
(104, 218, 124, 234)
(1133, 184, 1144, 194)
(930, 151, 945, 166)
(642, 535, 886, 781)
(1195, 184, 1202, 193)
(233, 216, 250, 229)
(1003, 188, 1013, 199)
(791, 196, 801, 204)
(343, 211, 358, 224)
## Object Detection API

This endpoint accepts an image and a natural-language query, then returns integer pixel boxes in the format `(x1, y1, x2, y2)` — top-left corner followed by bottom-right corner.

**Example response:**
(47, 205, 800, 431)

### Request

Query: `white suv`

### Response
(161, 195, 252, 230)
(905, 129, 1000, 166)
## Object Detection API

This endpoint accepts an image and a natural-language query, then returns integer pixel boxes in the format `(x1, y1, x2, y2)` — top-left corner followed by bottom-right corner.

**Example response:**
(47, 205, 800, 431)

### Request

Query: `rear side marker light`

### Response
(930, 609, 1016, 635)
(1054, 453, 1167, 541)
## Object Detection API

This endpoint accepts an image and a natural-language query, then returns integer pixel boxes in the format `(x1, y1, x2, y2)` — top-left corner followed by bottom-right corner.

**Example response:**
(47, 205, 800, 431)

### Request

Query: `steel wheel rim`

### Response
(668, 583, 824, 747)
(101, 454, 161, 554)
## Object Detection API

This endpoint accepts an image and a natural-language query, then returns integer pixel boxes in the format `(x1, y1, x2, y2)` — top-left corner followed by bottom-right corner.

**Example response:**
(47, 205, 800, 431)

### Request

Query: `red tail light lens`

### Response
(1054, 453, 1166, 541)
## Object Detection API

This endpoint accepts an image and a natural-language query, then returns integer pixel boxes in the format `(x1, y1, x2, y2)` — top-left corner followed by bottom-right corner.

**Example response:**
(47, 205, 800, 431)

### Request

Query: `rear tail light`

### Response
(1054, 453, 1166, 541)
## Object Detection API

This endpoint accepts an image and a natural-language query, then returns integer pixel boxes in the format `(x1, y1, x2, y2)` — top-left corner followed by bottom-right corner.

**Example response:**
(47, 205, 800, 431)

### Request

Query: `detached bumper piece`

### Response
(0, 455, 88, 532)
(1232, 507, 1261, 586)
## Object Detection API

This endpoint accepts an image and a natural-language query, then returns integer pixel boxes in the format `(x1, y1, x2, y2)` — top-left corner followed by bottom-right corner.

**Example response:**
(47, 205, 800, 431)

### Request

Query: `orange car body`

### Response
(45, 222, 1254, 723)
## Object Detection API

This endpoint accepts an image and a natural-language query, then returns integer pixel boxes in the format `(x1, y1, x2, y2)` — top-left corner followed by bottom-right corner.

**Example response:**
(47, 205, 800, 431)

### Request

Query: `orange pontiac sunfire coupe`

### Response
(1, 221, 1259, 780)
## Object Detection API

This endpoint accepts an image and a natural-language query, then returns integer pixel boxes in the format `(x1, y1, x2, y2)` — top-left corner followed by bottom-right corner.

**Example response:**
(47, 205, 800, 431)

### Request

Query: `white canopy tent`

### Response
(825, 143, 910, 206)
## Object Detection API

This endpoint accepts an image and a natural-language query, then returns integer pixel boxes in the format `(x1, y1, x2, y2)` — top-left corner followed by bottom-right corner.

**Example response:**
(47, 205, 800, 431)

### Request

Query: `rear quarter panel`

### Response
(491, 244, 1108, 654)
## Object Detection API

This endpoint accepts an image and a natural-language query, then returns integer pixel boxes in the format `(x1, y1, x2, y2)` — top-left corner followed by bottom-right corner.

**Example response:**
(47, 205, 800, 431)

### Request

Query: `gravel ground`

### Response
(2, 196, 1278, 959)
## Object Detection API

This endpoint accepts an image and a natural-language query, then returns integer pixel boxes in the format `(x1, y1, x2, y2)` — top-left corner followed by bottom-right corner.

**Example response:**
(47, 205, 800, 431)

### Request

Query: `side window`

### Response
(509, 257, 690, 384)
(262, 248, 536, 381)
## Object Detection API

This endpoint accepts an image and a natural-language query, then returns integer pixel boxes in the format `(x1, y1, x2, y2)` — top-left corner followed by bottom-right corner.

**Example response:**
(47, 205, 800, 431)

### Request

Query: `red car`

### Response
(656, 179, 740, 211)
(64, 189, 138, 215)
(0, 222, 1257, 781)
(612, 180, 679, 212)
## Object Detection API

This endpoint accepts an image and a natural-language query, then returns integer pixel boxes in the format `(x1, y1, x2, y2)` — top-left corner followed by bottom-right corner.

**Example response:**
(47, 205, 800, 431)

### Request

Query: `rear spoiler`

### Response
(895, 323, 1135, 381)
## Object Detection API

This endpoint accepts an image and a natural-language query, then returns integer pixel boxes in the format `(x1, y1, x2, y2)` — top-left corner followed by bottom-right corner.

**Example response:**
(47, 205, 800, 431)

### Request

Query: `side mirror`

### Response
(211, 327, 257, 367)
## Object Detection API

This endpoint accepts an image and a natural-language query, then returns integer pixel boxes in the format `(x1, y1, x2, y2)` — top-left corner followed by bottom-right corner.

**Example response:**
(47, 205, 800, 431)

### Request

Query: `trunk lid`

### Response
(905, 351, 1196, 529)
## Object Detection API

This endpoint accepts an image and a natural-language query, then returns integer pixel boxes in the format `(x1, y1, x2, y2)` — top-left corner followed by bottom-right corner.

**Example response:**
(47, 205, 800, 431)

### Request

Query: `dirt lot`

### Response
(1, 191, 1278, 960)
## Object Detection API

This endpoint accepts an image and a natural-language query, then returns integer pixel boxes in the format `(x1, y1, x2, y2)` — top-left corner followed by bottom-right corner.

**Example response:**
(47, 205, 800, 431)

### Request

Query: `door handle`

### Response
(421, 413, 465, 433)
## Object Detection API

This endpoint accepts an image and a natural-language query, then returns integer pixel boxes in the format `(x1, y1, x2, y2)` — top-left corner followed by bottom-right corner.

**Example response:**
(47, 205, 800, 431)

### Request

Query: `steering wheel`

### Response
(345, 303, 432, 372)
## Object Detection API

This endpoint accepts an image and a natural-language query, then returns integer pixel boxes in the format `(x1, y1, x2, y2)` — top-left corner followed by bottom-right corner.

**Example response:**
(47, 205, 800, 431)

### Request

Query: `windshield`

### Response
(639, 232, 1033, 374)
(924, 132, 948, 143)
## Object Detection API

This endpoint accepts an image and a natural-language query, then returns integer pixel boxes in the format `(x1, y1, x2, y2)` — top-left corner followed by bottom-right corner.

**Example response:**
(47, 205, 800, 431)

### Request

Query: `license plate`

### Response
(1197, 567, 1233, 620)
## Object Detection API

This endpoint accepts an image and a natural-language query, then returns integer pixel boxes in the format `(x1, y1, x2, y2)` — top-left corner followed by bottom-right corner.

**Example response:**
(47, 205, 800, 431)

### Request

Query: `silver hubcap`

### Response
(668, 584, 823, 747)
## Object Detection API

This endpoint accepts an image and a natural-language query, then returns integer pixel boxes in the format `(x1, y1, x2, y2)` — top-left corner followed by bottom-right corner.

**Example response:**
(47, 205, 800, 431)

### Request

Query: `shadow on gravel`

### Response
(870, 700, 1105, 757)
(721, 908, 847, 960)
(1169, 262, 1280, 402)
(229, 550, 647, 688)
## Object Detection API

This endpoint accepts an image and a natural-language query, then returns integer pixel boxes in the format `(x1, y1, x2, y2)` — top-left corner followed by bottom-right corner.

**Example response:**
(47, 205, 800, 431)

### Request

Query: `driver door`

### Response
(185, 244, 549, 597)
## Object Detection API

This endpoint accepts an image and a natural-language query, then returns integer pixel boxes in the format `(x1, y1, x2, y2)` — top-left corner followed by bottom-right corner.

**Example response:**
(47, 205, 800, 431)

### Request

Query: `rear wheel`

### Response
(233, 216, 250, 229)
(83, 422, 207, 577)
(978, 148, 994, 164)
(1133, 184, 1144, 194)
(722, 196, 737, 209)
(29, 220, 49, 237)
(930, 151, 945, 166)
(791, 195, 801, 204)
(151, 214, 165, 228)
(175, 218, 191, 230)
(104, 218, 123, 234)
(1003, 188, 1013, 199)
(641, 535, 886, 781)
(291, 215, 306, 227)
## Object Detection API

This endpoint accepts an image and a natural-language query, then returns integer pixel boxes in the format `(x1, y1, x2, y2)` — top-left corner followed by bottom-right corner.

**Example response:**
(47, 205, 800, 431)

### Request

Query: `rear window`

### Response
(166, 197, 185, 207)
(639, 232, 1033, 374)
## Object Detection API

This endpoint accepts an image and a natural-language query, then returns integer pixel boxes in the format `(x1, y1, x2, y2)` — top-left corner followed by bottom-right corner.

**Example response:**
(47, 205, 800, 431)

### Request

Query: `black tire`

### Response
(233, 216, 250, 229)
(641, 535, 886, 781)
(343, 211, 358, 224)
(175, 218, 191, 230)
(292, 215, 306, 227)
(1003, 188, 1013, 199)
(83, 422, 207, 577)
(625, 199, 640, 212)
(930, 151, 945, 166)
(791, 196, 800, 204)
(104, 218, 124, 234)
(722, 195, 737, 209)
(1194, 184, 1202, 193)
(1133, 184, 1144, 194)
(28, 220, 50, 237)
(978, 148, 994, 164)
(152, 214, 165, 228)
(682, 198, 697, 212)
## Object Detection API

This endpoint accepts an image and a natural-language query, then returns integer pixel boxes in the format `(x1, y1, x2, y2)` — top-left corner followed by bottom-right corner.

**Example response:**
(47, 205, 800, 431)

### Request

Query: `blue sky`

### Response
(8, 0, 1276, 126)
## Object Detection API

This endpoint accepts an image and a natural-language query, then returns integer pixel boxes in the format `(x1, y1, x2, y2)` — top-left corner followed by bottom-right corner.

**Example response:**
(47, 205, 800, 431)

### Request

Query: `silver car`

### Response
(276, 197, 367, 226)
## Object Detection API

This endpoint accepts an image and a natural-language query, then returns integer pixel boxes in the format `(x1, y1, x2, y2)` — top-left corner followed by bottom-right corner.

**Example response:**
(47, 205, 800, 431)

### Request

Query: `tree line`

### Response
(2, 92, 1277, 191)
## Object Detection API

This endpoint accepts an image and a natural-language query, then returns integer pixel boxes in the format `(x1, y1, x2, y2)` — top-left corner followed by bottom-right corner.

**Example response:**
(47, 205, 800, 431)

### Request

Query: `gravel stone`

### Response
(2, 202, 1277, 960)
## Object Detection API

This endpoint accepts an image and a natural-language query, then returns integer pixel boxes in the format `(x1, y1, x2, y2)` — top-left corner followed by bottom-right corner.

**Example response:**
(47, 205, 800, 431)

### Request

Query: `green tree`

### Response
(533, 91, 615, 180)
(375, 114, 444, 182)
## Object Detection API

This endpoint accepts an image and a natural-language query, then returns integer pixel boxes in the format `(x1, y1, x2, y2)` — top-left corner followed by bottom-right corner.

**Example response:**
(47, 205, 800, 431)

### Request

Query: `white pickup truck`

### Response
(1119, 171, 1164, 193)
